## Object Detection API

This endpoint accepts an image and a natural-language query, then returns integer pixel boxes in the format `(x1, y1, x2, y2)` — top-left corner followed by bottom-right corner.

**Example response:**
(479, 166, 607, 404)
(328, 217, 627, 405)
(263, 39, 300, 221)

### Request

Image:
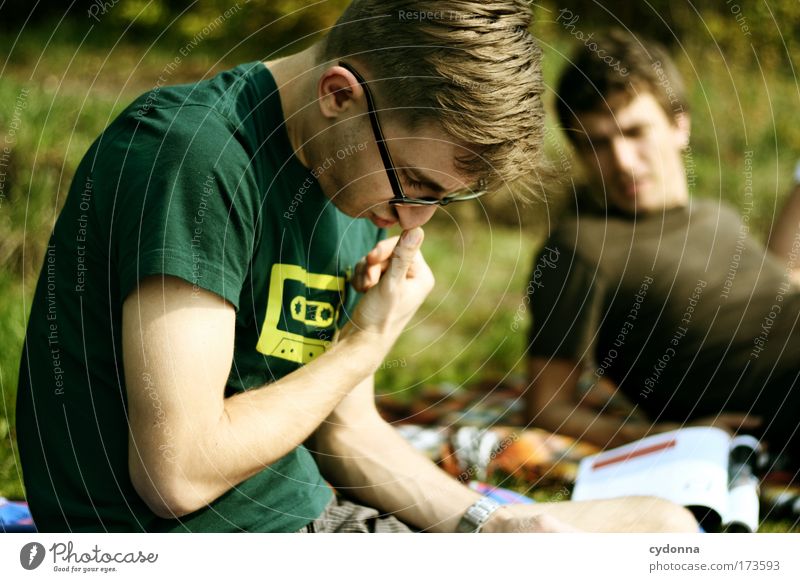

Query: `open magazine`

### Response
(572, 427, 761, 532)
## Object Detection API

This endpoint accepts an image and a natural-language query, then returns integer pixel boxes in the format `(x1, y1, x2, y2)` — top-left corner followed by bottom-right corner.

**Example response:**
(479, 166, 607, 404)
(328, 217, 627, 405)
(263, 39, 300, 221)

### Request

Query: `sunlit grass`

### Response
(1, 20, 798, 531)
(376, 213, 537, 398)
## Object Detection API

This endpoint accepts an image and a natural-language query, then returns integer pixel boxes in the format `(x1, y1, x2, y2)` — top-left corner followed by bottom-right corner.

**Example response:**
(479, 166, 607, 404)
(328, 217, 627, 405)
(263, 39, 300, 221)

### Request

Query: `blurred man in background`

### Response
(525, 30, 800, 463)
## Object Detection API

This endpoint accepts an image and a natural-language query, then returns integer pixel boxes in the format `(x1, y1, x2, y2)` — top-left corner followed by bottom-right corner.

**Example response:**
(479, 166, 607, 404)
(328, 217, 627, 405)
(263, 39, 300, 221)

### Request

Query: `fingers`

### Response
(363, 235, 400, 287)
(690, 413, 763, 435)
(351, 228, 427, 296)
(352, 259, 369, 294)
(353, 258, 383, 293)
(529, 514, 582, 533)
(352, 236, 400, 293)
(512, 514, 582, 533)
(386, 228, 424, 286)
(368, 236, 400, 264)
(404, 242, 434, 284)
(720, 413, 763, 429)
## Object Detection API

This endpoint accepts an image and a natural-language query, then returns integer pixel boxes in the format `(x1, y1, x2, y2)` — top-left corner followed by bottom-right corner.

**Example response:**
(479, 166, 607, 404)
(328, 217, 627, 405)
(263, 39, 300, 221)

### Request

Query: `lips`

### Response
(369, 213, 397, 228)
(620, 178, 651, 198)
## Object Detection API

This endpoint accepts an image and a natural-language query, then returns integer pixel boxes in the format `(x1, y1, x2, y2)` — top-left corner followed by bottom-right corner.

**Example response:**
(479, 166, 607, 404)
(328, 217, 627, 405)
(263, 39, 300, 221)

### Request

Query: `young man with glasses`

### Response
(17, 1, 696, 532)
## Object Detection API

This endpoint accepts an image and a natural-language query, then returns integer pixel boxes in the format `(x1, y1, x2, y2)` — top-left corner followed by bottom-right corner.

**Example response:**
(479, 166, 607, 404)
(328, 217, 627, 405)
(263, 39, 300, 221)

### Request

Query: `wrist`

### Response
(335, 324, 392, 369)
(618, 418, 655, 443)
(479, 505, 514, 533)
(455, 496, 506, 533)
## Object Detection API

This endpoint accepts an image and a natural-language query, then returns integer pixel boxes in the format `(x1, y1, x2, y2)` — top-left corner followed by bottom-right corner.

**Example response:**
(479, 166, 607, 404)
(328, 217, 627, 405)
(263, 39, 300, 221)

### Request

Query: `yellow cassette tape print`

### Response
(256, 263, 346, 364)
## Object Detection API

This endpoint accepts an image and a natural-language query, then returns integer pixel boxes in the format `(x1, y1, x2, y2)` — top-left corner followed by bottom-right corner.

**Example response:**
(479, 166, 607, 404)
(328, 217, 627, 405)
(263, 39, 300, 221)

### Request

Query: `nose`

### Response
(395, 204, 438, 230)
(610, 136, 638, 174)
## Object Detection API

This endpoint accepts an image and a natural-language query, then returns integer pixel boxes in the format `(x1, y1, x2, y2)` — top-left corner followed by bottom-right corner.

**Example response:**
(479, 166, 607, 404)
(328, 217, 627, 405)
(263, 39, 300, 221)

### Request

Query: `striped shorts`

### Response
(296, 495, 412, 533)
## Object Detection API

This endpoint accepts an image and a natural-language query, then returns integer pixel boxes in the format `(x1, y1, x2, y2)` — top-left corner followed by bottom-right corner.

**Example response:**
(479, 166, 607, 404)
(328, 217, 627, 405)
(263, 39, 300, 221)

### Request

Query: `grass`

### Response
(0, 29, 219, 502)
(1, 16, 799, 532)
(375, 214, 536, 398)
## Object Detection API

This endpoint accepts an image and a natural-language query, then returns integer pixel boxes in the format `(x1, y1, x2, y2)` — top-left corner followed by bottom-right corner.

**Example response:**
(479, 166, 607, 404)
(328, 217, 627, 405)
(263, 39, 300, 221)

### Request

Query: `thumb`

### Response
(387, 228, 424, 283)
(727, 414, 762, 428)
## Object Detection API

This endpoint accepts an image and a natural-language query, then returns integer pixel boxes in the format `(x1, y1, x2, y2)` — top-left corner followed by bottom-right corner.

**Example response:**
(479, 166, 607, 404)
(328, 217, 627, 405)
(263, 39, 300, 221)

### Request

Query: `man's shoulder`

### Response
(94, 65, 272, 181)
(128, 62, 263, 120)
(688, 197, 741, 221)
(542, 201, 630, 262)
(103, 62, 273, 157)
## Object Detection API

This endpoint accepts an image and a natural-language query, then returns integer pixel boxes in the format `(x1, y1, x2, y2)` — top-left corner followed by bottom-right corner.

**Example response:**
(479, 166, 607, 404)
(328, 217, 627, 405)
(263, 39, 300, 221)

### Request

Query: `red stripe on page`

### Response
(592, 439, 677, 470)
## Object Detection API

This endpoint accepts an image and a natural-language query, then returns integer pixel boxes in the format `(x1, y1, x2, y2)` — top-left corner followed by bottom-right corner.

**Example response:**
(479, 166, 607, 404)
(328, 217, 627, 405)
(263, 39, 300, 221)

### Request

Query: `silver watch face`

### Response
(458, 498, 501, 532)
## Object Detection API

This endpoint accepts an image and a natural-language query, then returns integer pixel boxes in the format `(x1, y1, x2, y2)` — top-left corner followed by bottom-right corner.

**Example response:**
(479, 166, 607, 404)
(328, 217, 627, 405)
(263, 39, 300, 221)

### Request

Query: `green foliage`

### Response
(0, 272, 27, 499)
(376, 220, 535, 397)
(0, 77, 124, 282)
(0, 3, 798, 531)
(537, 0, 800, 73)
(0, 57, 128, 500)
(97, 0, 352, 57)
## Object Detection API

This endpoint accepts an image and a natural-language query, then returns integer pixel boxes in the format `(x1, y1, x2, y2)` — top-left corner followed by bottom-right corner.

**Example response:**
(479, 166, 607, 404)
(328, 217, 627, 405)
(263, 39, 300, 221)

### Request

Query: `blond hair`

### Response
(323, 1, 545, 190)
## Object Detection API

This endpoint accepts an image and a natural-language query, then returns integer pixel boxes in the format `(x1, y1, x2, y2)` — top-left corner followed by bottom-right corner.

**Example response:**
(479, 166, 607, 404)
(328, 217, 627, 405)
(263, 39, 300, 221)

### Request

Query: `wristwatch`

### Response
(456, 496, 502, 533)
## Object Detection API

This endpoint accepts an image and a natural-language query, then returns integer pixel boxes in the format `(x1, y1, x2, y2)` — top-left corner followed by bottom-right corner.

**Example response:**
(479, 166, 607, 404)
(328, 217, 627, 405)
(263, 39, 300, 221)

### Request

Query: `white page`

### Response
(572, 427, 730, 516)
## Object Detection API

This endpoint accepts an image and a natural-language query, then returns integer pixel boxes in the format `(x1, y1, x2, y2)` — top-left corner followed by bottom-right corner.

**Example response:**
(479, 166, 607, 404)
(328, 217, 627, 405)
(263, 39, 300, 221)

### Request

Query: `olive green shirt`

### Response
(528, 198, 800, 441)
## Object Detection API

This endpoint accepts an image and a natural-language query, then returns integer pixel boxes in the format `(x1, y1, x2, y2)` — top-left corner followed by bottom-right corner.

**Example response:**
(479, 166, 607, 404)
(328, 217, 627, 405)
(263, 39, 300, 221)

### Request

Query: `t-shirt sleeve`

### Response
(527, 243, 606, 362)
(107, 106, 259, 310)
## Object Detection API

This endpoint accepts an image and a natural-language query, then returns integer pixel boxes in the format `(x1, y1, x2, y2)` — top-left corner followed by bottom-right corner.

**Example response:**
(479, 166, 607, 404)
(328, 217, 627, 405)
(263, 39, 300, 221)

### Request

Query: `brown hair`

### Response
(556, 29, 688, 138)
(323, 1, 545, 190)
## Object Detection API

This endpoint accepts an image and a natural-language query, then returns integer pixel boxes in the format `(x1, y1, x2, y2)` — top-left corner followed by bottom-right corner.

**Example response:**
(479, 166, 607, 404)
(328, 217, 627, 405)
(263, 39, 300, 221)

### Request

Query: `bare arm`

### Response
(525, 357, 673, 448)
(123, 277, 388, 518)
(308, 244, 575, 533)
(526, 357, 761, 449)
(768, 170, 800, 282)
(309, 375, 488, 533)
(310, 362, 696, 533)
(124, 229, 429, 519)
(307, 253, 693, 533)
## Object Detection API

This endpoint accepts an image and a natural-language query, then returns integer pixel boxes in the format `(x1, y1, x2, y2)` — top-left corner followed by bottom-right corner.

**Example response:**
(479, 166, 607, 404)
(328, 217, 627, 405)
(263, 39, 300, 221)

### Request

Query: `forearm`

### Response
(155, 332, 387, 516)
(312, 415, 697, 533)
(310, 411, 692, 533)
(536, 402, 662, 448)
(129, 232, 434, 518)
(526, 358, 642, 448)
(312, 412, 482, 533)
(768, 178, 800, 263)
(496, 496, 696, 533)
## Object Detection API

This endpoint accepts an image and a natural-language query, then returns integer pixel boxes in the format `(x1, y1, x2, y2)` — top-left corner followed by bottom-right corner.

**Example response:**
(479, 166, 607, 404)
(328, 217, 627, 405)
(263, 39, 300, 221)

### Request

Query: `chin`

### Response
(321, 193, 360, 219)
(609, 197, 637, 215)
(614, 193, 658, 215)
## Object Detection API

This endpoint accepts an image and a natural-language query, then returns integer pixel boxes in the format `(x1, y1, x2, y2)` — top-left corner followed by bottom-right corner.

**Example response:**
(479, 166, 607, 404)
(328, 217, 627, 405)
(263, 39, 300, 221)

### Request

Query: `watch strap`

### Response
(456, 496, 502, 533)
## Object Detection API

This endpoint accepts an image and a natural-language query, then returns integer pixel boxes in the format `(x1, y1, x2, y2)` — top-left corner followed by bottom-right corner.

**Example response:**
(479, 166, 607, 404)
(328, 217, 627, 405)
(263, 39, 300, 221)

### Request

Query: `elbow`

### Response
(529, 398, 585, 436)
(526, 392, 564, 427)
(529, 406, 563, 433)
(129, 457, 210, 519)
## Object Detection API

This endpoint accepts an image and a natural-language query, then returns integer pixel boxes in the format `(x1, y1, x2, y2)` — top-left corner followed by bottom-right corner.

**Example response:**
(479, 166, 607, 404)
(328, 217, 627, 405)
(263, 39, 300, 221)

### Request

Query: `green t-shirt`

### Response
(17, 62, 381, 532)
(527, 197, 800, 445)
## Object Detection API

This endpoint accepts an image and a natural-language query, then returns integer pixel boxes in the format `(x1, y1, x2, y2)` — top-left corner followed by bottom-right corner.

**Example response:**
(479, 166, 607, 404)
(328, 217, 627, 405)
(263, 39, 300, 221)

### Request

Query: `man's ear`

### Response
(317, 65, 364, 120)
(673, 112, 691, 149)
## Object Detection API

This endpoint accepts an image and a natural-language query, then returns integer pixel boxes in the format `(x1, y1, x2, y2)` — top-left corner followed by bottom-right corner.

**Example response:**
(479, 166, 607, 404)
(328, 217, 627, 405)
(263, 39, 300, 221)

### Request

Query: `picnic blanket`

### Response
(377, 378, 599, 492)
(3, 378, 796, 532)
(377, 378, 800, 515)
(0, 497, 36, 532)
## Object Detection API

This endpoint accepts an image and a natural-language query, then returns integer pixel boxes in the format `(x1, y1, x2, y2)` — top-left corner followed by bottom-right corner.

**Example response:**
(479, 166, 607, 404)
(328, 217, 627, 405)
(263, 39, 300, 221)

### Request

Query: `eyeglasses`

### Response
(339, 61, 489, 207)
